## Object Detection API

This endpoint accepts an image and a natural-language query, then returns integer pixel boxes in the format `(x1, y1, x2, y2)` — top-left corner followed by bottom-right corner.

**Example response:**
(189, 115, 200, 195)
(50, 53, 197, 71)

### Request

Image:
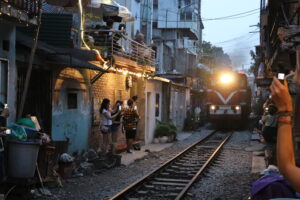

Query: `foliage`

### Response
(154, 121, 177, 138)
(196, 68, 210, 87)
(248, 50, 261, 77)
(199, 41, 232, 69)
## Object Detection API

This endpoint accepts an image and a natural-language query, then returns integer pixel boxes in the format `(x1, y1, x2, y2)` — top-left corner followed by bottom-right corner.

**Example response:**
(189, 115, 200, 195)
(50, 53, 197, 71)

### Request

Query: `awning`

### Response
(16, 32, 108, 72)
(88, 0, 133, 22)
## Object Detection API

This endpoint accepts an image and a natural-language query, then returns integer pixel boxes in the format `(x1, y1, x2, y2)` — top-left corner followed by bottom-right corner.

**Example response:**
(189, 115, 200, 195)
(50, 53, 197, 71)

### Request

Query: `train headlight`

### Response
(220, 74, 233, 84)
(235, 105, 240, 111)
(210, 105, 216, 110)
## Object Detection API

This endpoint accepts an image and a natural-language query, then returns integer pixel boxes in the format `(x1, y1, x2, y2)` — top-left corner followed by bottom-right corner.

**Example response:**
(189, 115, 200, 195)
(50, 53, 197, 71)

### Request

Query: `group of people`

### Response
(256, 98, 278, 166)
(99, 96, 139, 154)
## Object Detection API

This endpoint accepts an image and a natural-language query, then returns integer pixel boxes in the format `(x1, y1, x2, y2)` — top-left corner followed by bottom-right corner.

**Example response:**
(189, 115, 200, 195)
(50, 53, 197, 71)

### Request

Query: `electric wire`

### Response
(203, 8, 259, 21)
(143, 7, 259, 23)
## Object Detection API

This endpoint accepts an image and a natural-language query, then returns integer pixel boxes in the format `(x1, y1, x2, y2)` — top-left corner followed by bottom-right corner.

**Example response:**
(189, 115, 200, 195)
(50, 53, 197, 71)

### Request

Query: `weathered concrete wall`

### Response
(0, 23, 17, 123)
(51, 68, 91, 154)
(169, 84, 190, 130)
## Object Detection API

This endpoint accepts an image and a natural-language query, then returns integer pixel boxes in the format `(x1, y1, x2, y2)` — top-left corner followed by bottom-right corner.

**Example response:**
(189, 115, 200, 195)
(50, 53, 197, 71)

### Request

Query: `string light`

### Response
(109, 67, 153, 79)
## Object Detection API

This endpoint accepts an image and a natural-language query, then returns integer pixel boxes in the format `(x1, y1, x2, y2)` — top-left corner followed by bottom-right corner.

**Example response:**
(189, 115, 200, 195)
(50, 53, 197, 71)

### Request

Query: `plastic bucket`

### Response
(8, 140, 40, 178)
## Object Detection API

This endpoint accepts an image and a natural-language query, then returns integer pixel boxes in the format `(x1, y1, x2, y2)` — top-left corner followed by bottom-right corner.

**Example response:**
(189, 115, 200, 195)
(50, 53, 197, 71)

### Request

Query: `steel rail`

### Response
(109, 130, 220, 200)
(175, 133, 232, 200)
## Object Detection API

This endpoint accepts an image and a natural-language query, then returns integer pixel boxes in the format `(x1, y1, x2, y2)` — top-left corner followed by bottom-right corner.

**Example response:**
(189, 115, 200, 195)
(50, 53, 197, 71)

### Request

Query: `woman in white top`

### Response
(100, 98, 120, 154)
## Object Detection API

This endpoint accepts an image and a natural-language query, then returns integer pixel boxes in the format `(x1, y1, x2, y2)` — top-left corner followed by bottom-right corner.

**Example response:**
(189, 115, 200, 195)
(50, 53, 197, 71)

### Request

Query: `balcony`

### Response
(0, 0, 41, 25)
(88, 30, 156, 73)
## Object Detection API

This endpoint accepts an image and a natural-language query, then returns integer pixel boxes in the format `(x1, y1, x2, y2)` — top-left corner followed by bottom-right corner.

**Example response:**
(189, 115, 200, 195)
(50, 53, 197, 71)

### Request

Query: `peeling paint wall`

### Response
(170, 85, 190, 130)
(52, 68, 91, 154)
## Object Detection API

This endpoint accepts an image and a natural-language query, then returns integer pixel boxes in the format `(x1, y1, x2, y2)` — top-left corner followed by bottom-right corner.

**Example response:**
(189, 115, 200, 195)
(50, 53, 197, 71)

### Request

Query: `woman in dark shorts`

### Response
(123, 99, 139, 153)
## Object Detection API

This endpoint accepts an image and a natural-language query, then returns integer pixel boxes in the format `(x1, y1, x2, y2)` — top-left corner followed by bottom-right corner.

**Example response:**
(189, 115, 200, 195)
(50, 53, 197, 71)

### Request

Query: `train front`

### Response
(206, 72, 250, 123)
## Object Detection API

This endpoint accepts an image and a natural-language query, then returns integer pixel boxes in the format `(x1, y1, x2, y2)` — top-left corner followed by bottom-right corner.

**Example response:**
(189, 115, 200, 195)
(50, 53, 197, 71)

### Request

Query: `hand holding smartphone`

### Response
(278, 73, 285, 84)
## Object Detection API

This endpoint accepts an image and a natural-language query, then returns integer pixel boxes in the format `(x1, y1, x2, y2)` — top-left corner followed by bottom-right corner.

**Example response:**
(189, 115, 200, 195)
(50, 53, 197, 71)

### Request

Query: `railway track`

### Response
(109, 130, 232, 200)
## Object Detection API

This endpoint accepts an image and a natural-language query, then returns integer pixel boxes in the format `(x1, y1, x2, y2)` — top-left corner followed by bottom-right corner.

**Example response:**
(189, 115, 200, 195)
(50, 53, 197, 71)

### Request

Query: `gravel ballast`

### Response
(41, 129, 256, 200)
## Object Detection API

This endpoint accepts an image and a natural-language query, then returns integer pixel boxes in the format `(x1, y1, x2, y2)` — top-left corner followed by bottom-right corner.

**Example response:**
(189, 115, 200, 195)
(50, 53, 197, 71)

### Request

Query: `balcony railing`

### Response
(0, 0, 40, 24)
(89, 30, 156, 68)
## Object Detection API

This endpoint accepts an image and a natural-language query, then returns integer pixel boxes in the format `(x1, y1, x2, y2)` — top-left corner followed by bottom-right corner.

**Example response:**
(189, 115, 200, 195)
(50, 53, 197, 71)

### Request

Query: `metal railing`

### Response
(89, 30, 156, 68)
(0, 0, 40, 17)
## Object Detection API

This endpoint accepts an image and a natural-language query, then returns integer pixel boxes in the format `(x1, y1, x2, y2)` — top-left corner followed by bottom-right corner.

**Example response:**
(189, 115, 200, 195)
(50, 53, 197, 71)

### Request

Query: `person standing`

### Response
(111, 100, 123, 154)
(0, 103, 9, 182)
(123, 99, 139, 153)
(99, 99, 120, 154)
(261, 104, 278, 166)
(270, 77, 300, 192)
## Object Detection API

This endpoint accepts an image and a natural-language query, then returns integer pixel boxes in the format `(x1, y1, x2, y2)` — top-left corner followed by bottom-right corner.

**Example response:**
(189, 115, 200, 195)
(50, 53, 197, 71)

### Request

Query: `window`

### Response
(155, 93, 160, 117)
(261, 0, 268, 10)
(2, 40, 9, 51)
(67, 93, 77, 109)
(180, 7, 193, 21)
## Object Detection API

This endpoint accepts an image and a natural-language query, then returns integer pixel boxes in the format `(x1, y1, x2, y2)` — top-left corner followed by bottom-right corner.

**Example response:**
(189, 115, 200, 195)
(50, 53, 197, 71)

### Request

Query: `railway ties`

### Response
(109, 131, 232, 200)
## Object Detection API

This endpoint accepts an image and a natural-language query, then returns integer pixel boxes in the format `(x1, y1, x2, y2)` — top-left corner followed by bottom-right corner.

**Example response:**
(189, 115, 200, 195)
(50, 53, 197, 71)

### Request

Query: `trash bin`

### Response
(7, 140, 40, 178)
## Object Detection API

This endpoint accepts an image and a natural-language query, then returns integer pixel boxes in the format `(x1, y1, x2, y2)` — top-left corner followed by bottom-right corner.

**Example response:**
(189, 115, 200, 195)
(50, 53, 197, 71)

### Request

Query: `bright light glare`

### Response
(211, 105, 216, 110)
(220, 74, 233, 84)
(235, 106, 240, 110)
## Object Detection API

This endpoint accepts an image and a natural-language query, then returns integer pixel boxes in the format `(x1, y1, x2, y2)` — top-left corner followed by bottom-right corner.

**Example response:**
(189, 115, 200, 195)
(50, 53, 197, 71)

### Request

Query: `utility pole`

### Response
(165, 9, 168, 28)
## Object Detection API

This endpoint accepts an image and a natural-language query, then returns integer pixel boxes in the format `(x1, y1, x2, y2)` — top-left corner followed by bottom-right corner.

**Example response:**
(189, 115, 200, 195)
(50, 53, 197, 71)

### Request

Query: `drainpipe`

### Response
(17, 1, 42, 119)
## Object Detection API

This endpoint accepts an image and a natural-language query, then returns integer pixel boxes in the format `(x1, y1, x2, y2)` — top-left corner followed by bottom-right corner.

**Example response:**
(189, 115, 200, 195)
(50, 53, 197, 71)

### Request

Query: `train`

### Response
(206, 70, 252, 128)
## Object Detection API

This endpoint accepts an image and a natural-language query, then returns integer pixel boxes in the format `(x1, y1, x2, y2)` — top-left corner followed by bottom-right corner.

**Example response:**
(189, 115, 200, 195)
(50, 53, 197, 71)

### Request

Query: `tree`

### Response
(248, 49, 261, 77)
(199, 41, 232, 69)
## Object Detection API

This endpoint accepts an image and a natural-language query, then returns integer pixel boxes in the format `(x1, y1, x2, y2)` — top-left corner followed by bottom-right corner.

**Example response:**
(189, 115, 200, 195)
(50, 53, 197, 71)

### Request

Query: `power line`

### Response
(203, 8, 259, 21)
(223, 46, 256, 51)
(146, 8, 260, 23)
(212, 31, 259, 45)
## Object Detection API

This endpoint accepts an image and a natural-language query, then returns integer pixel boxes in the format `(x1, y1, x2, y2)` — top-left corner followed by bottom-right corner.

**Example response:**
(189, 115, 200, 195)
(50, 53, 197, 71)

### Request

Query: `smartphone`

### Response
(278, 73, 285, 84)
(5, 129, 11, 135)
(119, 105, 122, 110)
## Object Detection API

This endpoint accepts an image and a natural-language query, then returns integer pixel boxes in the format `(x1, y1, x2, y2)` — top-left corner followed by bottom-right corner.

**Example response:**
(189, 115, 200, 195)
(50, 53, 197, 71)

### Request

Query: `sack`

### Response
(101, 125, 109, 133)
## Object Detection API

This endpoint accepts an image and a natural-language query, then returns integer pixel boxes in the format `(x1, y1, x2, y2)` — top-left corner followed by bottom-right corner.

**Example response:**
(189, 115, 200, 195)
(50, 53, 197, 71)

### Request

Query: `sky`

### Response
(201, 0, 260, 70)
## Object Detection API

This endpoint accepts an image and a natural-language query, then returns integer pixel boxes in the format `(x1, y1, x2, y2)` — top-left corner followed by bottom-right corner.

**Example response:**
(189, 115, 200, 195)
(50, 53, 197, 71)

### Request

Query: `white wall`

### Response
(145, 79, 162, 144)
(116, 0, 141, 39)
(0, 23, 17, 123)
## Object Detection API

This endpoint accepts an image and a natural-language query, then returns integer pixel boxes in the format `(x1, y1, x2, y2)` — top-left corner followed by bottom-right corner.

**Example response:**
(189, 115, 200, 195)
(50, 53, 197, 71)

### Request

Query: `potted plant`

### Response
(154, 121, 177, 143)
